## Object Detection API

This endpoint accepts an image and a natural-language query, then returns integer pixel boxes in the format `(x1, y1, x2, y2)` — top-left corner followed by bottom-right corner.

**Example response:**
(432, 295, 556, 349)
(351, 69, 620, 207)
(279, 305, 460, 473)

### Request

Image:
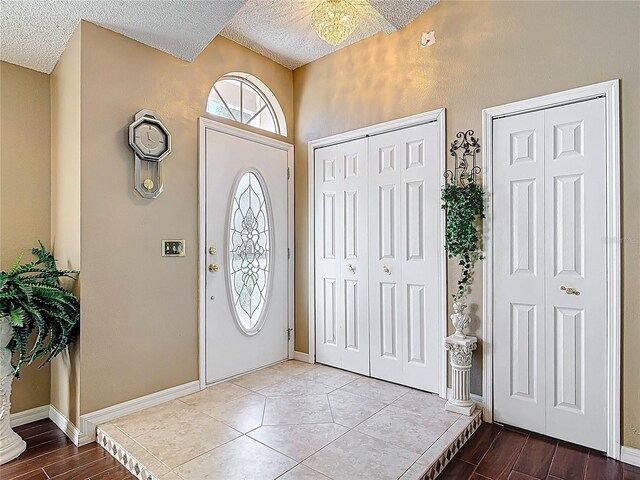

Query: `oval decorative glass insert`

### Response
(228, 170, 272, 334)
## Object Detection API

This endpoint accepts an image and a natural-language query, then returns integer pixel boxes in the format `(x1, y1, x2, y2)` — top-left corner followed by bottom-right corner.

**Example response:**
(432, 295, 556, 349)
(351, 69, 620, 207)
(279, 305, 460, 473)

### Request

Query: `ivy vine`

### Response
(441, 175, 485, 302)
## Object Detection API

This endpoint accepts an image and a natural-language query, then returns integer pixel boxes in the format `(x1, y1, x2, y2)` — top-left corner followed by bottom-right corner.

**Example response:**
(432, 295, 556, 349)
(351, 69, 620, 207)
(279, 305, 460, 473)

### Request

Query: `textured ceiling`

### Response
(0, 0, 438, 74)
(0, 0, 246, 74)
(222, 0, 439, 70)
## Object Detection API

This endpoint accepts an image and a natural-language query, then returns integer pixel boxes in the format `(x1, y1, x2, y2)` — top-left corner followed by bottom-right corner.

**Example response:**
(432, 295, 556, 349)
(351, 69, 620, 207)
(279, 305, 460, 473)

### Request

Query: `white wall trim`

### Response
(293, 351, 311, 363)
(11, 380, 200, 447)
(306, 108, 448, 398)
(48, 404, 91, 447)
(198, 118, 295, 389)
(621, 446, 640, 468)
(79, 380, 200, 443)
(481, 79, 621, 459)
(10, 405, 50, 428)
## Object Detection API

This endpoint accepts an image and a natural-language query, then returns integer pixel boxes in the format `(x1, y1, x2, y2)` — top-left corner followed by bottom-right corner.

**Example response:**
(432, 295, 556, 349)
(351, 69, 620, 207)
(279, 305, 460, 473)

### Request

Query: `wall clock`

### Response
(128, 109, 171, 198)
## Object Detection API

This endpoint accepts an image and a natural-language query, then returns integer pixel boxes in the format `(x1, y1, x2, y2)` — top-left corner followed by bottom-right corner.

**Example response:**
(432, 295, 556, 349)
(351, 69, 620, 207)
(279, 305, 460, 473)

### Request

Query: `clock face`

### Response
(133, 121, 168, 158)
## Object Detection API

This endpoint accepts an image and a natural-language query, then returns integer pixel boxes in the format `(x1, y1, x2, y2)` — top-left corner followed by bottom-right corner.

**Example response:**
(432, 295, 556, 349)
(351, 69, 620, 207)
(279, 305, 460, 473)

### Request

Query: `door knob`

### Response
(348, 264, 356, 274)
(383, 265, 391, 274)
(208, 246, 217, 255)
(560, 285, 580, 296)
(208, 264, 219, 273)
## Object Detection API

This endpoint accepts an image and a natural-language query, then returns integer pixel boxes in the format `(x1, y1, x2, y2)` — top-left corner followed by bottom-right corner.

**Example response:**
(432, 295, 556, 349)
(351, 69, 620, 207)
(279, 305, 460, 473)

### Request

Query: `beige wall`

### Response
(0, 61, 52, 413)
(50, 26, 82, 425)
(293, 1, 640, 448)
(77, 21, 293, 414)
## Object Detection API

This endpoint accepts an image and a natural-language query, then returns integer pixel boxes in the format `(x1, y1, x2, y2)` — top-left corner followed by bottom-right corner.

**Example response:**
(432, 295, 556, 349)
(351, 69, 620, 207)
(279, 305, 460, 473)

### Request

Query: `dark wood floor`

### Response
(440, 422, 640, 480)
(0, 419, 135, 480)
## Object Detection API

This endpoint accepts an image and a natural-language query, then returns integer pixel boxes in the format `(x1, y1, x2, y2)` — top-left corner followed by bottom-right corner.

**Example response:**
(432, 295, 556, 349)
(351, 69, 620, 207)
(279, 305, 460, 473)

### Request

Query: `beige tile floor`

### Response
(98, 361, 480, 480)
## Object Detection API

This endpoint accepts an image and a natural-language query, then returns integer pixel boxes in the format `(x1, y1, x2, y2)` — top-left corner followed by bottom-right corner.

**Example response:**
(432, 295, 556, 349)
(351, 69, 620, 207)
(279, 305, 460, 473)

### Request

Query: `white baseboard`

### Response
(48, 404, 91, 446)
(80, 380, 200, 443)
(447, 388, 484, 407)
(621, 446, 640, 467)
(10, 405, 50, 428)
(10, 381, 200, 447)
(293, 351, 311, 363)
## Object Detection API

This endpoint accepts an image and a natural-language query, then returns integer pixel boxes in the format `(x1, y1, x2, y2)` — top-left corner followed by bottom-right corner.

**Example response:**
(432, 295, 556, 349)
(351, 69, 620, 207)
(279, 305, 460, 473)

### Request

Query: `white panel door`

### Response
(543, 98, 607, 450)
(493, 110, 546, 433)
(315, 139, 370, 375)
(369, 123, 442, 392)
(205, 128, 290, 384)
(493, 98, 607, 451)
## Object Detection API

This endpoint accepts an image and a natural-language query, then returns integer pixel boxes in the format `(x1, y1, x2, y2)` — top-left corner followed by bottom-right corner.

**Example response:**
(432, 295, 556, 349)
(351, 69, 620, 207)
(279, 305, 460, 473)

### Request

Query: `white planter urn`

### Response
(0, 320, 26, 465)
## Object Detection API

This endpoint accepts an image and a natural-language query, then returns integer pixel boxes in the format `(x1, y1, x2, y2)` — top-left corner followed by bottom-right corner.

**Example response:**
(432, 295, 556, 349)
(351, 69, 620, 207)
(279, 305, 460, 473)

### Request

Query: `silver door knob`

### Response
(348, 264, 356, 274)
(560, 285, 580, 296)
(383, 265, 391, 274)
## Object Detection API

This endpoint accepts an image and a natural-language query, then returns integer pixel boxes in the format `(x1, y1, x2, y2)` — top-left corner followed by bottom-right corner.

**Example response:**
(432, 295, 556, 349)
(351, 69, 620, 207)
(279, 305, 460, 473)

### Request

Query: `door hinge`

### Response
(287, 167, 290, 180)
(287, 327, 293, 341)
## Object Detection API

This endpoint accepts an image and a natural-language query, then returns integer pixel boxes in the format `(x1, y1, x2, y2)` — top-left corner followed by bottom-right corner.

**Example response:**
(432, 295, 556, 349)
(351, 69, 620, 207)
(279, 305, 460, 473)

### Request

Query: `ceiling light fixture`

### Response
(312, 0, 359, 47)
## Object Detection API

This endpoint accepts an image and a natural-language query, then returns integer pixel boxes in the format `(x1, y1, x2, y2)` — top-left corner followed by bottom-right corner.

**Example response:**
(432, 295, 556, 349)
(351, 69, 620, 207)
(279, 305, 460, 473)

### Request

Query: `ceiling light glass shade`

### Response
(312, 0, 359, 47)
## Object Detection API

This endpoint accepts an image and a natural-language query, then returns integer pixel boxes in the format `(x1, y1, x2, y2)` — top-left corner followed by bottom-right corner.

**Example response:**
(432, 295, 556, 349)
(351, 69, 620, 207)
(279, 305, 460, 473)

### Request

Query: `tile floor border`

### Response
(97, 427, 159, 480)
(418, 409, 483, 480)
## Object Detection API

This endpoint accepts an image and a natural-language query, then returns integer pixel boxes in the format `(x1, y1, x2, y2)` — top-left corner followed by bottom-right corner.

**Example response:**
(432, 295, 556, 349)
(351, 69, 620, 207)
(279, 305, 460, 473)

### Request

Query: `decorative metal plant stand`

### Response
(442, 129, 481, 416)
(0, 321, 26, 464)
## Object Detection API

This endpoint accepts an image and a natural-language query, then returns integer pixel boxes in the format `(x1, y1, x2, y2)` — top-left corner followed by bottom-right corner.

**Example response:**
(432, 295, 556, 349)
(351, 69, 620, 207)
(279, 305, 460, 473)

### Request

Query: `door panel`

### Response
(369, 122, 441, 392)
(544, 98, 606, 451)
(493, 110, 546, 434)
(205, 128, 289, 384)
(315, 138, 370, 375)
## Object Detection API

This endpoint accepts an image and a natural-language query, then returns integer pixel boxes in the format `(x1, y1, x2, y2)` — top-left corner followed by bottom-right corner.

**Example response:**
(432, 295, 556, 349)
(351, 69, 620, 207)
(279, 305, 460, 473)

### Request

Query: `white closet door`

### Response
(543, 98, 607, 450)
(315, 139, 370, 375)
(369, 122, 441, 392)
(493, 110, 546, 433)
(493, 98, 608, 451)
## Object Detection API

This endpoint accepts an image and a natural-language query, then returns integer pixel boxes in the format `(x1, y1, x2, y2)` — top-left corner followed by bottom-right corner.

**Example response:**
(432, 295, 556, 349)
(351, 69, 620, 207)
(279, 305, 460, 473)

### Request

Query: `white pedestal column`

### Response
(445, 334, 478, 416)
(0, 321, 26, 465)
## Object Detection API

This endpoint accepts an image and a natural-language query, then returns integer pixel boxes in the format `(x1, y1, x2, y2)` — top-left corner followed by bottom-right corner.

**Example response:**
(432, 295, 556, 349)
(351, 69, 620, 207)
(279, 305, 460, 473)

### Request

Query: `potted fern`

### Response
(0, 242, 79, 464)
(441, 131, 485, 336)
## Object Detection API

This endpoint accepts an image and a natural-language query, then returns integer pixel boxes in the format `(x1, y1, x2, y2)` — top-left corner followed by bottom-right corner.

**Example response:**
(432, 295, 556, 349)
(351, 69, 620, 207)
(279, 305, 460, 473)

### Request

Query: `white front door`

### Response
(368, 123, 442, 392)
(315, 138, 370, 375)
(493, 98, 607, 450)
(204, 124, 291, 384)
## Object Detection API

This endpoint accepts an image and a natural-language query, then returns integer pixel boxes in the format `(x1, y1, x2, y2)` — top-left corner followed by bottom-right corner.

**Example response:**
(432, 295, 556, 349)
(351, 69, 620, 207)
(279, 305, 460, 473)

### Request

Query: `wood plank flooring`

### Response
(441, 423, 640, 480)
(0, 419, 135, 480)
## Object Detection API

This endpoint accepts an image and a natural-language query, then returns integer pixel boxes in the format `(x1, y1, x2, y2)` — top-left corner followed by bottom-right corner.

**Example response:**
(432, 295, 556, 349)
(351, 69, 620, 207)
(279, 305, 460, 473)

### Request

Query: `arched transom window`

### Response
(206, 72, 287, 136)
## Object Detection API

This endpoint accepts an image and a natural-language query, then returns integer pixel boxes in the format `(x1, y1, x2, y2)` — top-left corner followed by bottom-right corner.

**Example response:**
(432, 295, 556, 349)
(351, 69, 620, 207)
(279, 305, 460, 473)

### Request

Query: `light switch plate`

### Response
(162, 239, 185, 257)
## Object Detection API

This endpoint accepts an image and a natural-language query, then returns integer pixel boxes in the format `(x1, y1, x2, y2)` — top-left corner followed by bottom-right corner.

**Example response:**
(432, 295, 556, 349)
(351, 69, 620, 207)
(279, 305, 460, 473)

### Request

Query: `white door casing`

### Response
(368, 123, 442, 392)
(492, 97, 611, 451)
(200, 120, 293, 385)
(315, 139, 370, 375)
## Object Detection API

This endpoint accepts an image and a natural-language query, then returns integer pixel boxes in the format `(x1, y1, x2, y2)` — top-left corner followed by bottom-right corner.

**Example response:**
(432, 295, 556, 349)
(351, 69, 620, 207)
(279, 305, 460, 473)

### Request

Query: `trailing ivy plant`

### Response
(441, 174, 485, 302)
(0, 242, 79, 376)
